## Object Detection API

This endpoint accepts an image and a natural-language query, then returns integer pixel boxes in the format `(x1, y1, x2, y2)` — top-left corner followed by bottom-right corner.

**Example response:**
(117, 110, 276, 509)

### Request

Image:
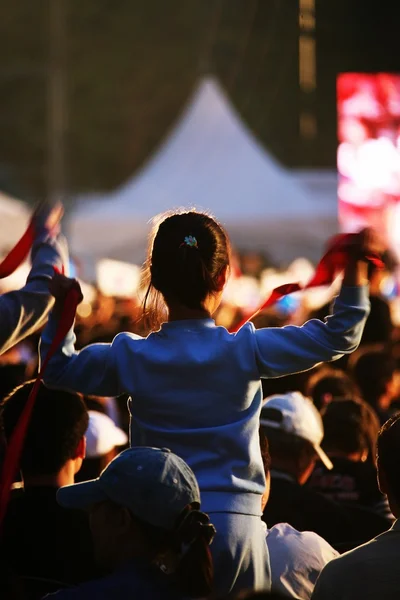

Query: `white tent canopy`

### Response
(70, 77, 337, 273)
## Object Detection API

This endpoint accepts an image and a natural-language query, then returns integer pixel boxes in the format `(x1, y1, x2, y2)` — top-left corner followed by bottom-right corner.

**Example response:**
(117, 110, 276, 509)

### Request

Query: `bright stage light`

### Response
(337, 73, 400, 264)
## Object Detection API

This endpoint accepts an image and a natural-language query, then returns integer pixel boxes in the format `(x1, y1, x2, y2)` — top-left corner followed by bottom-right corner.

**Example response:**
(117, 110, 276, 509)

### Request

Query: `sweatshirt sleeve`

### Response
(39, 316, 125, 397)
(0, 229, 68, 356)
(253, 286, 370, 378)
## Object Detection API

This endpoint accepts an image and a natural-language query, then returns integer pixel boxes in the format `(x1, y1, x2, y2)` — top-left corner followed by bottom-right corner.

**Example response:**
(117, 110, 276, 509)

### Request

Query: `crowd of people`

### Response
(0, 203, 399, 599)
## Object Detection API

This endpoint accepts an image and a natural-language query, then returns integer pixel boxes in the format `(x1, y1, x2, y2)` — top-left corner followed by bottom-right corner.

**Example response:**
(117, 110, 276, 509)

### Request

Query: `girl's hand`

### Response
(49, 273, 83, 316)
(356, 227, 385, 261)
(343, 227, 385, 286)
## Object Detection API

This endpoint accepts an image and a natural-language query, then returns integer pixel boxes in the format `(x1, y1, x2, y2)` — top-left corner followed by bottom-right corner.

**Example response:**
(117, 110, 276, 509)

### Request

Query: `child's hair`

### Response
(142, 210, 230, 328)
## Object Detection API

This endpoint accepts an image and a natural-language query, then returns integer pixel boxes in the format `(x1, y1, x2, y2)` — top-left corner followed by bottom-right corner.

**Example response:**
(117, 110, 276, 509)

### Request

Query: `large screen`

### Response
(337, 73, 400, 261)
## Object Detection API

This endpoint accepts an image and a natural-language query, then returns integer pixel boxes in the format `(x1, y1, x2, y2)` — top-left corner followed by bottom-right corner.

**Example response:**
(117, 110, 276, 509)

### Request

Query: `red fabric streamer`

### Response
(0, 220, 35, 279)
(230, 233, 383, 333)
(0, 285, 82, 528)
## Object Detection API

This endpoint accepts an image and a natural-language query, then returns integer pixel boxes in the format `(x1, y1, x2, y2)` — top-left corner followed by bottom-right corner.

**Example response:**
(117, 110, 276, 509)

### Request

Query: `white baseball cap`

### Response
(86, 411, 128, 458)
(260, 391, 333, 470)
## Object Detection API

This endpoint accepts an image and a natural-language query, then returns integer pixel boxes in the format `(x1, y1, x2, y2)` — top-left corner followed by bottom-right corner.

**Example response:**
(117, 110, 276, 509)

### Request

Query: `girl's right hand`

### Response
(49, 273, 83, 306)
(343, 227, 385, 286)
(356, 227, 385, 261)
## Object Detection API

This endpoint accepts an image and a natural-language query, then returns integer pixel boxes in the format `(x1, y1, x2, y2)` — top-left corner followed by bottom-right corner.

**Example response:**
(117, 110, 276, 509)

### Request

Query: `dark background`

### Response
(0, 0, 399, 203)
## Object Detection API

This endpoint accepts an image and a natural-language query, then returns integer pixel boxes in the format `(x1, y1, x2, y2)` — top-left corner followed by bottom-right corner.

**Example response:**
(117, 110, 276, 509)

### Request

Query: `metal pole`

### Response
(47, 0, 67, 204)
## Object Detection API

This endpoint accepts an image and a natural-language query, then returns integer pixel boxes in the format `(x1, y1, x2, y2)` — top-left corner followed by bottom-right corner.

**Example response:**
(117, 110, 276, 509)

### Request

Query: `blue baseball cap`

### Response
(57, 446, 201, 530)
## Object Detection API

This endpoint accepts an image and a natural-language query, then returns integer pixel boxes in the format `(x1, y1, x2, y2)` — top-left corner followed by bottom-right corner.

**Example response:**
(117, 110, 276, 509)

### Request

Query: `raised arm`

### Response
(39, 273, 125, 397)
(254, 285, 369, 378)
(254, 232, 379, 378)
(0, 204, 68, 355)
(40, 319, 123, 397)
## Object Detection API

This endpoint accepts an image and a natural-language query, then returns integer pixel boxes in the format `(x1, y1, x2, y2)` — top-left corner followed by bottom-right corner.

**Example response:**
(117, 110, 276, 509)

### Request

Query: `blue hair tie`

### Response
(180, 236, 198, 249)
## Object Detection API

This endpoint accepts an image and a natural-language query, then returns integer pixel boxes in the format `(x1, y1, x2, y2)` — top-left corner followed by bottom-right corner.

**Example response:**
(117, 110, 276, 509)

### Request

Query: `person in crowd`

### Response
(40, 211, 376, 595)
(0, 360, 32, 483)
(47, 446, 216, 600)
(312, 413, 400, 599)
(261, 392, 389, 550)
(259, 430, 338, 600)
(260, 391, 354, 547)
(261, 370, 311, 402)
(76, 410, 128, 482)
(308, 397, 392, 520)
(0, 381, 97, 594)
(349, 345, 399, 424)
(83, 394, 128, 433)
(0, 361, 28, 404)
(0, 202, 67, 355)
(305, 366, 360, 412)
(360, 249, 395, 346)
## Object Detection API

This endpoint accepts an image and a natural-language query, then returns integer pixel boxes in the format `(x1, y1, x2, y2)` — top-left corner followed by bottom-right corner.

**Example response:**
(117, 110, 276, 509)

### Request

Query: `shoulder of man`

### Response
(311, 537, 379, 600)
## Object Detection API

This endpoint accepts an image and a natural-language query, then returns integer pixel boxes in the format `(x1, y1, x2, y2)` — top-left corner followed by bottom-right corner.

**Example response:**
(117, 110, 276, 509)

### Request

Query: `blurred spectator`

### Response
(251, 309, 288, 330)
(260, 431, 338, 600)
(0, 203, 67, 356)
(262, 371, 310, 401)
(360, 251, 395, 347)
(312, 414, 400, 599)
(322, 397, 379, 462)
(308, 398, 392, 520)
(240, 251, 269, 278)
(261, 392, 388, 549)
(83, 394, 127, 432)
(0, 382, 97, 592)
(349, 345, 400, 423)
(0, 362, 28, 403)
(305, 366, 360, 412)
(260, 392, 353, 547)
(48, 447, 215, 599)
(76, 410, 128, 482)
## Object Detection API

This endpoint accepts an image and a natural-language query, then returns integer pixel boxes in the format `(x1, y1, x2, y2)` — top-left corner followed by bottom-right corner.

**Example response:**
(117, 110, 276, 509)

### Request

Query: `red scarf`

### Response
(230, 233, 382, 332)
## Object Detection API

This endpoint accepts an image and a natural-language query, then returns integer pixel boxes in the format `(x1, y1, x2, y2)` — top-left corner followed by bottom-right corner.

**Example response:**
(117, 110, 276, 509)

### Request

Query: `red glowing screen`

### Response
(337, 73, 400, 261)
